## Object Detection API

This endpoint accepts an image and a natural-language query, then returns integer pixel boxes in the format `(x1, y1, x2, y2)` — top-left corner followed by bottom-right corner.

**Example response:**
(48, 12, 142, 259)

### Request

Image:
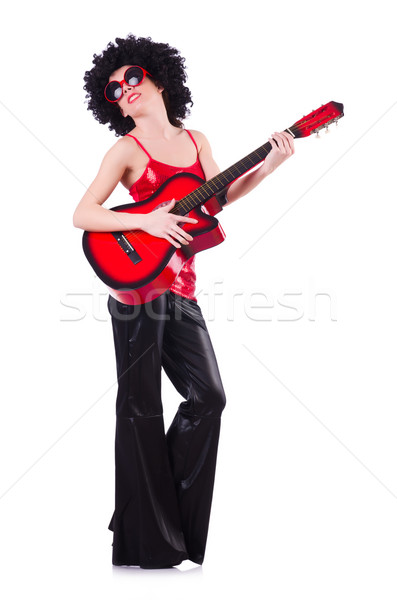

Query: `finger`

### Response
(276, 132, 294, 153)
(268, 136, 283, 155)
(268, 136, 277, 149)
(285, 132, 295, 153)
(283, 131, 295, 143)
(174, 225, 193, 241)
(170, 230, 190, 245)
(165, 234, 181, 248)
(271, 132, 288, 152)
(279, 132, 294, 152)
(174, 215, 199, 224)
(165, 199, 176, 212)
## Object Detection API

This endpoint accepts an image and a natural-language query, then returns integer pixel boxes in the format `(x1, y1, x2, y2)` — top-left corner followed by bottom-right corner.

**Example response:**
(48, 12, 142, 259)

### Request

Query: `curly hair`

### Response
(83, 35, 193, 136)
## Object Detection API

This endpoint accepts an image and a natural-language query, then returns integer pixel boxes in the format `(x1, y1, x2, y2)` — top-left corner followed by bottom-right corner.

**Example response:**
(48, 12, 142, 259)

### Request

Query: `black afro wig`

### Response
(83, 34, 193, 136)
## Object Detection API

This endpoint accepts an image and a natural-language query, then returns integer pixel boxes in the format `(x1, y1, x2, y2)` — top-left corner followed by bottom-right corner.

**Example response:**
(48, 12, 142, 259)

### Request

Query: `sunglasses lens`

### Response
(125, 66, 145, 86)
(105, 81, 122, 102)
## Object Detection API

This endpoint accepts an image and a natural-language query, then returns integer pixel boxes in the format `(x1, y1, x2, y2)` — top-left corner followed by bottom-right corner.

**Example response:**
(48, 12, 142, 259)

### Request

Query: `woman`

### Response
(73, 34, 294, 569)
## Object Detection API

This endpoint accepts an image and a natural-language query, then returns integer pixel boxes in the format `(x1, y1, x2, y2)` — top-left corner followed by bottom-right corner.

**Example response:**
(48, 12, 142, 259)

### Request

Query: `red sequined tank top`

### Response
(126, 129, 205, 302)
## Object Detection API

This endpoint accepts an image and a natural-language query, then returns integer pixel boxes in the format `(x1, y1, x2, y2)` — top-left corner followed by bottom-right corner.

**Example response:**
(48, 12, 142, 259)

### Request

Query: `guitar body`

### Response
(82, 102, 344, 305)
(83, 172, 226, 305)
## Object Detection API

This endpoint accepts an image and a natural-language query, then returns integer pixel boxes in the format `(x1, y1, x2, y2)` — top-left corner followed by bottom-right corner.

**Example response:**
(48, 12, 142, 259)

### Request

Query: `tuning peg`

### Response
(325, 126, 330, 134)
(316, 131, 320, 138)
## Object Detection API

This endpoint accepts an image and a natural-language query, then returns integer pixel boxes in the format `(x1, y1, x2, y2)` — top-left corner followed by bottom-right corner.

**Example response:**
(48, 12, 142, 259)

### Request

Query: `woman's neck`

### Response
(132, 107, 179, 141)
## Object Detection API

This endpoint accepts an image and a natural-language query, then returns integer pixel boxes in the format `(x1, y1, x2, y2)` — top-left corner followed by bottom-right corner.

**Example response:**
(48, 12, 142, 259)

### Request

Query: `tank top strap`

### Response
(185, 129, 199, 157)
(125, 134, 152, 159)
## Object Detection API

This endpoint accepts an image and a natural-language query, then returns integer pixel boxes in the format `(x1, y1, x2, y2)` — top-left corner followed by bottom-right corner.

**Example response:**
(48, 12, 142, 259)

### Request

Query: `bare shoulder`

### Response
(187, 129, 212, 153)
(187, 129, 220, 180)
(104, 135, 137, 163)
(104, 134, 150, 190)
(100, 135, 145, 183)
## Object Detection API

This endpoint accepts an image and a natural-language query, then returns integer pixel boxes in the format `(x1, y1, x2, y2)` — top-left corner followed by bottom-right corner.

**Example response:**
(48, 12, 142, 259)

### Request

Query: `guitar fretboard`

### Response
(172, 139, 273, 216)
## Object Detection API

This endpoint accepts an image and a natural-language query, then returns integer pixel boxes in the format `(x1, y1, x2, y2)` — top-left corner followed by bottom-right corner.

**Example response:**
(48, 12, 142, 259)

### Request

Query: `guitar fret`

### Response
(206, 180, 217, 193)
(183, 197, 195, 210)
(173, 140, 274, 216)
(217, 172, 230, 185)
(241, 158, 255, 169)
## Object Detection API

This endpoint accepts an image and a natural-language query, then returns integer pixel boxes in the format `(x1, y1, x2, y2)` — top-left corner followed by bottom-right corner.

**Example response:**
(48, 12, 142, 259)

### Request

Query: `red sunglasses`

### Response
(104, 66, 152, 103)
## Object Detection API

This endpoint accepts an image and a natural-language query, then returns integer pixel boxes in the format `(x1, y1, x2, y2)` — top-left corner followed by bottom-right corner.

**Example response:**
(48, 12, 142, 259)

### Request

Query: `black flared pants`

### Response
(107, 290, 226, 568)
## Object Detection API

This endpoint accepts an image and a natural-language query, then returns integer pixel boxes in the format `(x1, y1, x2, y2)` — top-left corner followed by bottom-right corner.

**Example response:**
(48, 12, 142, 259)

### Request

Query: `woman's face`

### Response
(107, 64, 164, 119)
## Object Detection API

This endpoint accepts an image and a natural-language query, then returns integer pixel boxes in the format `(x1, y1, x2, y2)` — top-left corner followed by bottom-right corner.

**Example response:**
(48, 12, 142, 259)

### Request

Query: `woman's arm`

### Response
(192, 130, 295, 206)
(73, 141, 198, 248)
(73, 141, 140, 232)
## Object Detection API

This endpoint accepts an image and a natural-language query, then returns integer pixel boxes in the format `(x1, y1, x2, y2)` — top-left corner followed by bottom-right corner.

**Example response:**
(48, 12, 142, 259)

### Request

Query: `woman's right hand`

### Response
(140, 199, 199, 248)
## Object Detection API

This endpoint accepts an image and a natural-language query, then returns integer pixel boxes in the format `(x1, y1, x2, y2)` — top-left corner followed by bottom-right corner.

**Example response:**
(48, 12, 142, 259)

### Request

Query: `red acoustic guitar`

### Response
(83, 101, 344, 305)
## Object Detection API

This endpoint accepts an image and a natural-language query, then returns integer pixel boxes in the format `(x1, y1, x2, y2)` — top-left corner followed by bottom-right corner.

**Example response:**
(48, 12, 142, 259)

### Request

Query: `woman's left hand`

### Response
(260, 131, 295, 176)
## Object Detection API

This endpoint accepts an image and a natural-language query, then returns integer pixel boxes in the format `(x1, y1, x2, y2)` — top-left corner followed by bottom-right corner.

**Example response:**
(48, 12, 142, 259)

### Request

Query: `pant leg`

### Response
(162, 292, 226, 565)
(107, 294, 189, 568)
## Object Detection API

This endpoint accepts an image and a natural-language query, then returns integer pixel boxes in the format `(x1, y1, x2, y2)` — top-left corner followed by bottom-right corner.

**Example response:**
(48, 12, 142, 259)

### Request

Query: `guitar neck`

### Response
(173, 137, 277, 216)
(172, 100, 345, 216)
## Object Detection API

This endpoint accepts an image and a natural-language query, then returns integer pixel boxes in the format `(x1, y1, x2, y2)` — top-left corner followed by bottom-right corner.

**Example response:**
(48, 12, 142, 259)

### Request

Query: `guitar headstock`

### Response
(288, 101, 344, 138)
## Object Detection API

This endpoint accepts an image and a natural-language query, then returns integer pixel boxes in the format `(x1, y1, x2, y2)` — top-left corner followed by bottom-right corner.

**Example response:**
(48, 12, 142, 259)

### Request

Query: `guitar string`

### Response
(122, 138, 277, 243)
(168, 112, 340, 216)
(168, 130, 291, 215)
(121, 113, 340, 243)
(122, 125, 304, 241)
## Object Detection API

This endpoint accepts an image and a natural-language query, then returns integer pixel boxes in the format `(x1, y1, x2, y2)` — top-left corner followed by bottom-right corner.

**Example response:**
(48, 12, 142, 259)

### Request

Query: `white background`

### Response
(1, 0, 396, 598)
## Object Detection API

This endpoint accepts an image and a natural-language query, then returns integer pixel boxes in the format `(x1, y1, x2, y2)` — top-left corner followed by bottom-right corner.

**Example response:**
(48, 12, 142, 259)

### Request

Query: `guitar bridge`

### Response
(111, 233, 142, 265)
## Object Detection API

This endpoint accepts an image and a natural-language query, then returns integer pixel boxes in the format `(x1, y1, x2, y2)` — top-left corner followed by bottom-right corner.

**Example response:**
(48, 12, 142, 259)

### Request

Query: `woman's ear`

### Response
(156, 84, 164, 93)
